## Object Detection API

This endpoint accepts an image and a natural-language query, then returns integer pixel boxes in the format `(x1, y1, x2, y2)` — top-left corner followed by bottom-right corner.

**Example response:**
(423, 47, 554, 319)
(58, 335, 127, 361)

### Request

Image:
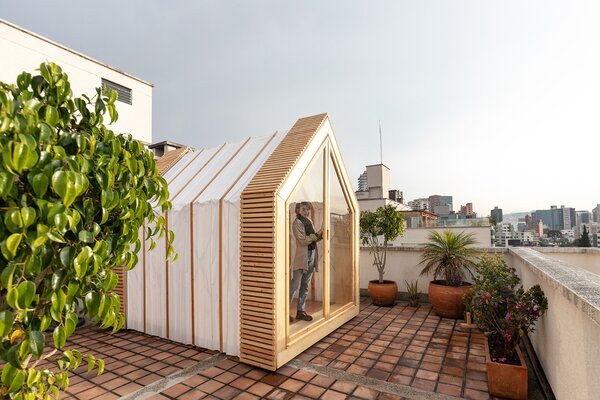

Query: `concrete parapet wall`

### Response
(534, 247, 600, 276)
(510, 248, 600, 400)
(359, 246, 508, 294)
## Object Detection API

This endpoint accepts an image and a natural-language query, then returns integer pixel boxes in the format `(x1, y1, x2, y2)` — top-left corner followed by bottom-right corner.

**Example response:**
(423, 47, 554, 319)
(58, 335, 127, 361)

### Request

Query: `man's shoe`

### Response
(289, 316, 294, 323)
(296, 311, 313, 321)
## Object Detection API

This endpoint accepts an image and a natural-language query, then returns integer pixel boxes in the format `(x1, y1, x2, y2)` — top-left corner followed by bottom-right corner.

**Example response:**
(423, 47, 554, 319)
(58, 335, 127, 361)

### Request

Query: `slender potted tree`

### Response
(360, 204, 405, 306)
(468, 254, 548, 399)
(419, 230, 477, 318)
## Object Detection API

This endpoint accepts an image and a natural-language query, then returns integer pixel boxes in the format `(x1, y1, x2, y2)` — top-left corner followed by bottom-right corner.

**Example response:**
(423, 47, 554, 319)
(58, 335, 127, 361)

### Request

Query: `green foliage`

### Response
(0, 63, 173, 398)
(580, 225, 591, 247)
(468, 254, 547, 363)
(419, 230, 477, 286)
(405, 280, 420, 307)
(360, 204, 405, 283)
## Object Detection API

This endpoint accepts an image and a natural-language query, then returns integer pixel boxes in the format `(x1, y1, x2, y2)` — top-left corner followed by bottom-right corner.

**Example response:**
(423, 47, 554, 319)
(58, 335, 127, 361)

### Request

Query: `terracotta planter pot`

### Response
(485, 338, 528, 400)
(428, 280, 471, 319)
(367, 280, 397, 306)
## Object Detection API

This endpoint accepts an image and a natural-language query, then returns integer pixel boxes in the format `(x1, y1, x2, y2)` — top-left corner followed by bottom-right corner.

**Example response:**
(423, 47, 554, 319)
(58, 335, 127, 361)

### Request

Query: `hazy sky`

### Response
(3, 1, 600, 215)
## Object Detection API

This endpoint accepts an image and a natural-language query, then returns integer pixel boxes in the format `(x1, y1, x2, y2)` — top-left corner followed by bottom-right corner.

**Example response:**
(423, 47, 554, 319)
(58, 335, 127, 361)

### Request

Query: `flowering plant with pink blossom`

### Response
(468, 254, 548, 364)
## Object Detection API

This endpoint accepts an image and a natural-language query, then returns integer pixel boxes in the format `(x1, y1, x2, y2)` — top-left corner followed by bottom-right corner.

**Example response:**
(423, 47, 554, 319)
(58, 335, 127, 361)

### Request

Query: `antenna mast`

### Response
(379, 120, 383, 164)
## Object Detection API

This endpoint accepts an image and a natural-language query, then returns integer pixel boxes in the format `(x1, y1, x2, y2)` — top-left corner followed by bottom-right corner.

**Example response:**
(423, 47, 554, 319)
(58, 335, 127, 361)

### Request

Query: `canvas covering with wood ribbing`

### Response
(126, 132, 283, 356)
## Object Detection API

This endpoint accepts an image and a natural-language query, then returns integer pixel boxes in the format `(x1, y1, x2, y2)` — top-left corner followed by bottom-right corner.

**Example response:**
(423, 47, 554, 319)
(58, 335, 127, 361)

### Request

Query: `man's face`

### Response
(299, 205, 310, 217)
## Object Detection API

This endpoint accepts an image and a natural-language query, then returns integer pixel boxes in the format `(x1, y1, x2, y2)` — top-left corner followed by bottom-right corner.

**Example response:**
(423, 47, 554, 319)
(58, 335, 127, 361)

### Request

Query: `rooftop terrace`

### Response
(58, 297, 548, 400)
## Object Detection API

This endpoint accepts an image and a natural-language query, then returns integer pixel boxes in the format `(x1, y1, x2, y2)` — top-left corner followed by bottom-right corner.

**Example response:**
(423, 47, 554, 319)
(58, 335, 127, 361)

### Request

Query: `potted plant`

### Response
(419, 230, 477, 318)
(360, 204, 405, 306)
(405, 280, 420, 307)
(460, 288, 477, 329)
(468, 254, 548, 400)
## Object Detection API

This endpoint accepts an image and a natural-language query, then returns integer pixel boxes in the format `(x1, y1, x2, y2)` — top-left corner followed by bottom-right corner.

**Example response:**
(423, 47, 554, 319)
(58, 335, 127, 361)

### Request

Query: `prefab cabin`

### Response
(121, 114, 359, 370)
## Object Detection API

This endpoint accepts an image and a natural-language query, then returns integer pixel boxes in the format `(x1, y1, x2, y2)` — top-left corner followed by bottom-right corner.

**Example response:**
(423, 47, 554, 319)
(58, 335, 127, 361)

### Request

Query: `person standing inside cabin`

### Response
(290, 201, 322, 322)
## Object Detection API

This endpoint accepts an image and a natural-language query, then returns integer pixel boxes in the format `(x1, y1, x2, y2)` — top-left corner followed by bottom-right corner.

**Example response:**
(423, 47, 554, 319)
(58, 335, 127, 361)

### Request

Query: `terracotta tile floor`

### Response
(55, 299, 498, 399)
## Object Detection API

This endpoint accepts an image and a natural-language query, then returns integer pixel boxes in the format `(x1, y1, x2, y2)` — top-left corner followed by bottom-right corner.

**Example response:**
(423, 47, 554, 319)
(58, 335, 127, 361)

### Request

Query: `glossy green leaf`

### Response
(17, 280, 35, 309)
(28, 331, 44, 357)
(0, 310, 14, 337)
(45, 106, 59, 126)
(84, 291, 100, 317)
(8, 369, 25, 393)
(53, 325, 66, 349)
(0, 264, 16, 289)
(6, 233, 22, 260)
(97, 358, 105, 375)
(0, 172, 15, 198)
(20, 207, 36, 228)
(65, 312, 77, 337)
(11, 142, 39, 173)
(78, 231, 94, 243)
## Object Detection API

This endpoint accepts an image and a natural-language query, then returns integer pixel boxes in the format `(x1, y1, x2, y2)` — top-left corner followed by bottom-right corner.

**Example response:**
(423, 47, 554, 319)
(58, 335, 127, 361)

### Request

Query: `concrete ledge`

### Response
(535, 247, 600, 255)
(510, 248, 600, 326)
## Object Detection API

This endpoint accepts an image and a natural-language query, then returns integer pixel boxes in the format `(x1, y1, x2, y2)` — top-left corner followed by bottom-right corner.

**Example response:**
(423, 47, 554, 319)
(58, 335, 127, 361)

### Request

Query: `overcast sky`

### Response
(3, 1, 600, 215)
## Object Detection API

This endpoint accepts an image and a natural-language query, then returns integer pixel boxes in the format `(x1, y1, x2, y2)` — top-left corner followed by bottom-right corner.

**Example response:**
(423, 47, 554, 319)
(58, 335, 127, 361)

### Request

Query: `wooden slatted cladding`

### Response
(114, 266, 126, 314)
(239, 114, 327, 369)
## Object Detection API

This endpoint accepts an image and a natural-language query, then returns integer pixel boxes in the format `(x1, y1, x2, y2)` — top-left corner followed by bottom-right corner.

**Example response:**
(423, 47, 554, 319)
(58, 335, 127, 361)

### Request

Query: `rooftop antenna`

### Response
(379, 120, 383, 164)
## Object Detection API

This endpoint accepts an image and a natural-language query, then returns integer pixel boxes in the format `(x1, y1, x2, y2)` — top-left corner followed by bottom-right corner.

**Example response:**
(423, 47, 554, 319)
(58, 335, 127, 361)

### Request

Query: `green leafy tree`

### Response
(580, 225, 591, 247)
(359, 204, 405, 283)
(419, 230, 477, 286)
(0, 63, 173, 398)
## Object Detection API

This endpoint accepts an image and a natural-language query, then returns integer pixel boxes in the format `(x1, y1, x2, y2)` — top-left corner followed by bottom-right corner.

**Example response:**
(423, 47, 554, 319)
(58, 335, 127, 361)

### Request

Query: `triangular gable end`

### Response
(240, 113, 360, 370)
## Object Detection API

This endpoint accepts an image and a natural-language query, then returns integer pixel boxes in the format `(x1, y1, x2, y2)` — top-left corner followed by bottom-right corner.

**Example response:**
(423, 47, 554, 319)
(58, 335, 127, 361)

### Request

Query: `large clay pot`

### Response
(367, 280, 397, 306)
(485, 339, 528, 400)
(428, 280, 471, 319)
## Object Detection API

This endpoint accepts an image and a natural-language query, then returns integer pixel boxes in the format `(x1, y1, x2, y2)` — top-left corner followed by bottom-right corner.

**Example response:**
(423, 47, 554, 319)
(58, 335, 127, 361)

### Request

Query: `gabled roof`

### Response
(156, 147, 193, 176)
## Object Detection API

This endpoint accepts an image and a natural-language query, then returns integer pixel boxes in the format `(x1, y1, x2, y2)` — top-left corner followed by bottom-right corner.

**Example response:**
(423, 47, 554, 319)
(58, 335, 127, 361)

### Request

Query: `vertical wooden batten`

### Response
(240, 114, 328, 370)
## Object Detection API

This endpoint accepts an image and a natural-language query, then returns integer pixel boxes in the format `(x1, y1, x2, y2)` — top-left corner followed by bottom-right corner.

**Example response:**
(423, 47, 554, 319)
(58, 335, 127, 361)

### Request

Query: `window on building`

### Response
(101, 78, 132, 105)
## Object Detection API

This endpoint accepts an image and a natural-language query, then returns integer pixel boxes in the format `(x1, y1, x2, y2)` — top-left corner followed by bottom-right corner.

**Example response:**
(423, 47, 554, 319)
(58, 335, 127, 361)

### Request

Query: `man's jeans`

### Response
(290, 249, 315, 312)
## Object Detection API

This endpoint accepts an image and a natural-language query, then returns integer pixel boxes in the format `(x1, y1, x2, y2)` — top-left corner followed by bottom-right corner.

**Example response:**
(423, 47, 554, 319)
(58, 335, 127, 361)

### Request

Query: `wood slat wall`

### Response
(115, 266, 126, 315)
(239, 113, 327, 370)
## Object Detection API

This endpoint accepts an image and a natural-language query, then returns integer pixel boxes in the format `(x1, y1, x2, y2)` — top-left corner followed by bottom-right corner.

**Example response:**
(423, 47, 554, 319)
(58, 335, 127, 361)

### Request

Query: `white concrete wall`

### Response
(392, 226, 492, 247)
(0, 19, 152, 143)
(359, 247, 509, 293)
(509, 248, 600, 400)
(534, 248, 600, 276)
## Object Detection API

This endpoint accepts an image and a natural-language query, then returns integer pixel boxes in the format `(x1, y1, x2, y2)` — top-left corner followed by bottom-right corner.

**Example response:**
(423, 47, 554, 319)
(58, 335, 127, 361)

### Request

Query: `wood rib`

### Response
(239, 113, 327, 370)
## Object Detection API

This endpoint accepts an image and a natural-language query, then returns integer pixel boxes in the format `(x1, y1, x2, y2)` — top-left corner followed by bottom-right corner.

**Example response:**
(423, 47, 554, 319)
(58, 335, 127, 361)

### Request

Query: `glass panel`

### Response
(329, 157, 354, 313)
(288, 151, 324, 334)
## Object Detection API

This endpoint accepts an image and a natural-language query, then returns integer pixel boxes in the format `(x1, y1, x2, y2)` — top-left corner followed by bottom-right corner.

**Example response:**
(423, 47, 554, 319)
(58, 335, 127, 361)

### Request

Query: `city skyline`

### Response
(2, 1, 599, 215)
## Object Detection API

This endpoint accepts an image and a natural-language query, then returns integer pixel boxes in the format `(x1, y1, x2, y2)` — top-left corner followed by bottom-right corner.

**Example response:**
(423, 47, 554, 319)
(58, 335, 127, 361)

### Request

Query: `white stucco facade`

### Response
(0, 19, 152, 143)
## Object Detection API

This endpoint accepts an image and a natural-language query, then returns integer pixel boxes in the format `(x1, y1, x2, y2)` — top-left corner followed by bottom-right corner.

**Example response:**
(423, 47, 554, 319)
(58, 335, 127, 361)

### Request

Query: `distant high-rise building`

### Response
(458, 203, 477, 218)
(533, 205, 576, 231)
(357, 171, 368, 192)
(576, 211, 592, 226)
(429, 195, 453, 216)
(491, 206, 503, 223)
(408, 198, 430, 211)
(593, 204, 600, 223)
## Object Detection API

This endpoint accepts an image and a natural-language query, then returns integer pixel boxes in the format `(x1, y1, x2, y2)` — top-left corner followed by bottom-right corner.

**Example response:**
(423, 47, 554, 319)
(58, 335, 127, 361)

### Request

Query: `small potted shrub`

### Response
(419, 230, 477, 318)
(360, 204, 405, 306)
(405, 280, 420, 307)
(468, 254, 548, 400)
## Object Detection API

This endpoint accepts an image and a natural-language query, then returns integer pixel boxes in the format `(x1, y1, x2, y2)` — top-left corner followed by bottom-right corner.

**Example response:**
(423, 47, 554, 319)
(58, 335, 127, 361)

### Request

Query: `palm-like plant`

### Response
(419, 230, 477, 286)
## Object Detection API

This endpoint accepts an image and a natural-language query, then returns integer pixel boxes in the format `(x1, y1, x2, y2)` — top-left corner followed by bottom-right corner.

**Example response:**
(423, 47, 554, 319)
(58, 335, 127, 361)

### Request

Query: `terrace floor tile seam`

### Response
(368, 304, 433, 385)
(433, 317, 467, 397)
(117, 353, 228, 400)
(288, 358, 462, 400)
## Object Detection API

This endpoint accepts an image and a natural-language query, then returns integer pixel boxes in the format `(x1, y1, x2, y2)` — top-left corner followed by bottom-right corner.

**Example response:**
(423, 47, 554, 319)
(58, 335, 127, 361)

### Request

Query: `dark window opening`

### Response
(101, 78, 132, 105)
